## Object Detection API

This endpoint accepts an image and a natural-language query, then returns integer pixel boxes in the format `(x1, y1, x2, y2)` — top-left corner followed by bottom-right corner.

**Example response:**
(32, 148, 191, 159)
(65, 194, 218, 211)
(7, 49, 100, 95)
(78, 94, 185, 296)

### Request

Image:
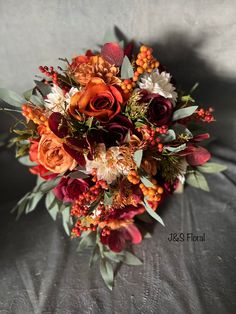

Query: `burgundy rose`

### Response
(48, 112, 69, 138)
(103, 114, 134, 146)
(100, 224, 142, 253)
(53, 177, 89, 203)
(141, 92, 173, 126)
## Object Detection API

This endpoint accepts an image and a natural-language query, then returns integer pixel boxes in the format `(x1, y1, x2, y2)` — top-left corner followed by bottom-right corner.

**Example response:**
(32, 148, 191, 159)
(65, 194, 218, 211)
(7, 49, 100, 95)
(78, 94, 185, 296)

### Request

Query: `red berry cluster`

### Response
(39, 66, 58, 85)
(101, 226, 111, 237)
(196, 107, 215, 123)
(137, 125, 168, 152)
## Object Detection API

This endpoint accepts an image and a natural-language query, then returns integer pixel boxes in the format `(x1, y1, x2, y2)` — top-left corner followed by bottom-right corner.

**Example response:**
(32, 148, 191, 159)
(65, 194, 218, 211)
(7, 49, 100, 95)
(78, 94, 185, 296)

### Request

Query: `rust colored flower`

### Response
(69, 78, 123, 122)
(38, 133, 77, 173)
(70, 55, 121, 86)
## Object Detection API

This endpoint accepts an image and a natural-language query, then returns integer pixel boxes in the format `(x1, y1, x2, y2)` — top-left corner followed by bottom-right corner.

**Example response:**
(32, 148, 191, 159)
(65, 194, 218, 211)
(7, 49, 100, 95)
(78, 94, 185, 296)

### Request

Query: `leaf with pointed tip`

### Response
(100, 258, 114, 290)
(143, 198, 165, 226)
(134, 149, 143, 168)
(0, 88, 25, 107)
(197, 162, 227, 173)
(140, 176, 154, 188)
(121, 56, 134, 79)
(123, 251, 142, 265)
(160, 129, 176, 143)
(34, 80, 51, 96)
(172, 106, 198, 121)
(186, 171, 210, 191)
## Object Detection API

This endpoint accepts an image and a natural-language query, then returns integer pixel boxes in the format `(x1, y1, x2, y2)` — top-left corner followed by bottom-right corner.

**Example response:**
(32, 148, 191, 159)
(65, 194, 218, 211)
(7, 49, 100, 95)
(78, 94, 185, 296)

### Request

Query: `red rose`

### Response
(53, 177, 89, 203)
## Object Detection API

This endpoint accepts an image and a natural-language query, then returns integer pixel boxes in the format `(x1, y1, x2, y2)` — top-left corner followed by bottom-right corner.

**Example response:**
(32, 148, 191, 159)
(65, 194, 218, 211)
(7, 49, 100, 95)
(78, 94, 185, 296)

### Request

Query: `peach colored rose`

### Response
(69, 78, 123, 122)
(38, 133, 77, 173)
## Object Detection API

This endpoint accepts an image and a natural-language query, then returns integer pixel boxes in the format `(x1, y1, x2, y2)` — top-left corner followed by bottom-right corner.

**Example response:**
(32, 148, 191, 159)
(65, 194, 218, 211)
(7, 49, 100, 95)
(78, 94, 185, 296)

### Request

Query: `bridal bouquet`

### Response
(0, 32, 226, 289)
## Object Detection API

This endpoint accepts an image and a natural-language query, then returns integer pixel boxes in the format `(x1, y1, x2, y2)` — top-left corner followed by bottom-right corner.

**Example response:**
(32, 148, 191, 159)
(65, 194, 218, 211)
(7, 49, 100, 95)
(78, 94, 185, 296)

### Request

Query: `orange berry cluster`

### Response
(127, 170, 140, 185)
(71, 179, 108, 218)
(133, 45, 160, 82)
(22, 103, 48, 126)
(121, 79, 136, 94)
(139, 181, 164, 202)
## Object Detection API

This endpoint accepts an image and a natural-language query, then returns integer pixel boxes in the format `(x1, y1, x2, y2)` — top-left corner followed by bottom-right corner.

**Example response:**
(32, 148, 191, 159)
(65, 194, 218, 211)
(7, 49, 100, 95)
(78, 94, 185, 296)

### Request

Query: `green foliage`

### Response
(160, 129, 176, 143)
(77, 231, 96, 252)
(157, 154, 183, 183)
(61, 206, 73, 236)
(121, 56, 134, 79)
(165, 144, 186, 154)
(103, 191, 113, 206)
(186, 170, 210, 191)
(140, 175, 154, 188)
(172, 106, 198, 121)
(197, 162, 227, 173)
(0, 88, 25, 108)
(100, 258, 114, 290)
(143, 198, 165, 226)
(133, 149, 143, 168)
(12, 177, 62, 220)
(125, 91, 148, 121)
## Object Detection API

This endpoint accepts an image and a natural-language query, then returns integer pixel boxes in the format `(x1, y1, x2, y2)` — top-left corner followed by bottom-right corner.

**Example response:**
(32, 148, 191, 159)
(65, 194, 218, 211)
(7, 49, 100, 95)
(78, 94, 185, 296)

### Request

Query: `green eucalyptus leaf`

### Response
(121, 56, 134, 79)
(0, 88, 26, 108)
(77, 231, 96, 252)
(34, 80, 51, 96)
(197, 162, 227, 173)
(104, 192, 113, 206)
(100, 258, 114, 290)
(172, 106, 198, 121)
(30, 94, 44, 106)
(40, 177, 61, 193)
(134, 149, 143, 168)
(89, 245, 100, 267)
(165, 144, 186, 153)
(103, 251, 124, 263)
(25, 191, 44, 214)
(140, 176, 154, 188)
(61, 207, 72, 236)
(18, 155, 36, 166)
(123, 251, 142, 265)
(160, 129, 176, 143)
(143, 198, 165, 226)
(23, 88, 33, 101)
(186, 171, 210, 191)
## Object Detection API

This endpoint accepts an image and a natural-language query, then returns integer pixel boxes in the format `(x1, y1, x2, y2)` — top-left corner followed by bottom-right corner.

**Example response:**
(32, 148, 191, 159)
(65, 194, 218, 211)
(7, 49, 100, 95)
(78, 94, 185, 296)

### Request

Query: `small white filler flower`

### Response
(138, 69, 177, 104)
(44, 85, 79, 113)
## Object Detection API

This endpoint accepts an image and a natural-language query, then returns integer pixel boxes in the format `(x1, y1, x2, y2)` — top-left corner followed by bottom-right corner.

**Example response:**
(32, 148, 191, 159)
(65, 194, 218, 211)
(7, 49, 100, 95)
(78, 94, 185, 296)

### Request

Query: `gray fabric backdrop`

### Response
(0, 1, 236, 313)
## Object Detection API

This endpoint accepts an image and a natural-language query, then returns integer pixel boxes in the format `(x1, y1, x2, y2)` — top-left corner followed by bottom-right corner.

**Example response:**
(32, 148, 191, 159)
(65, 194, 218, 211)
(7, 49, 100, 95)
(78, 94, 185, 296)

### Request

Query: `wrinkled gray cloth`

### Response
(0, 1, 236, 313)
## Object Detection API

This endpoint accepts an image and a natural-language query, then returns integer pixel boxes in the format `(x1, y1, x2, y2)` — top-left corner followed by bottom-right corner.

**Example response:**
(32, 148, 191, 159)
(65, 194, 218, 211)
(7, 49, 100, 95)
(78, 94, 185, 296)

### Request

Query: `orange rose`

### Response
(69, 78, 123, 122)
(38, 133, 77, 173)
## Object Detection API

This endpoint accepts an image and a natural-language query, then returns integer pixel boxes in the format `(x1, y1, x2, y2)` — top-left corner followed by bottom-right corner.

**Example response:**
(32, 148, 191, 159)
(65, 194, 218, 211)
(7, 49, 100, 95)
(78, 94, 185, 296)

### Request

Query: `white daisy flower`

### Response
(138, 69, 178, 105)
(45, 85, 79, 113)
(85, 144, 128, 184)
(44, 84, 66, 113)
